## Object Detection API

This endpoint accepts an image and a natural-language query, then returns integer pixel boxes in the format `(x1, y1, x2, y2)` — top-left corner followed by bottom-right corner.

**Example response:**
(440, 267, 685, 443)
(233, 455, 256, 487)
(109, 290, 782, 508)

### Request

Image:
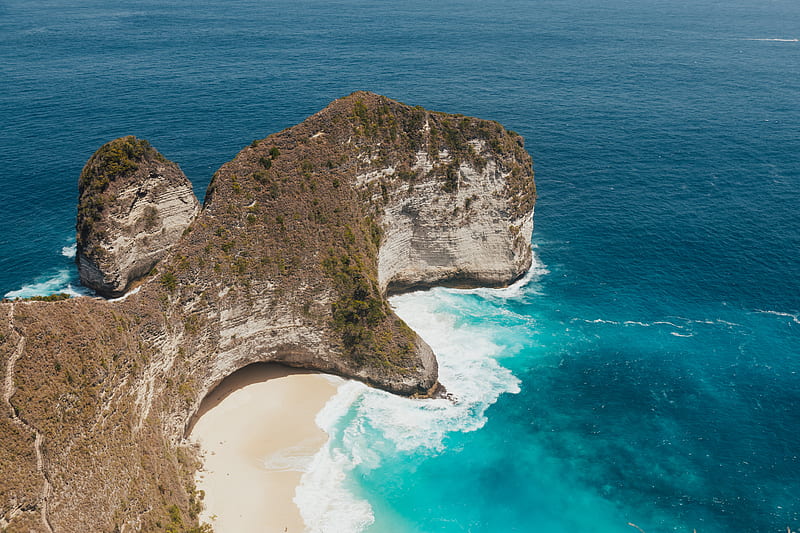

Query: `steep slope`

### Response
(0, 92, 535, 532)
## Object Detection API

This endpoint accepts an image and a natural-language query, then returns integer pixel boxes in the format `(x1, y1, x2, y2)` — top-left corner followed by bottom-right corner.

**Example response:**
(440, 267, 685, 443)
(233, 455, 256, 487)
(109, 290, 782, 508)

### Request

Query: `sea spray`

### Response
(456, 245, 549, 301)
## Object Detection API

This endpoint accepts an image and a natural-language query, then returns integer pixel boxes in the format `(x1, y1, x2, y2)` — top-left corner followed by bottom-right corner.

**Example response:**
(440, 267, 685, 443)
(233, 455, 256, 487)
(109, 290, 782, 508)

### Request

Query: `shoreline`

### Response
(190, 363, 341, 532)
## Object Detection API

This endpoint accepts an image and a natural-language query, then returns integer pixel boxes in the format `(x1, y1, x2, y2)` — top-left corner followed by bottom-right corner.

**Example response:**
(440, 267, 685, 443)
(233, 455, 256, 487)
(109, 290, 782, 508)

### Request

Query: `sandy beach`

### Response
(189, 364, 341, 533)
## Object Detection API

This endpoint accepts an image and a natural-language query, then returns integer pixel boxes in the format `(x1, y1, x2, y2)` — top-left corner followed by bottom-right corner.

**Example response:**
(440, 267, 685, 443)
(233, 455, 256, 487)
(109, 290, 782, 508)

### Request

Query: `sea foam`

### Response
(3, 237, 92, 299)
(3, 268, 92, 299)
(296, 260, 539, 532)
(756, 309, 800, 325)
(61, 243, 77, 258)
(457, 246, 549, 300)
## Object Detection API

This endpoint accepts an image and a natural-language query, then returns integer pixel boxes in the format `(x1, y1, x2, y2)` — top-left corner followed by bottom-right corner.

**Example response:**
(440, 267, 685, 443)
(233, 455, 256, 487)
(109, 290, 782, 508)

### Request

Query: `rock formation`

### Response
(76, 137, 200, 298)
(0, 92, 535, 532)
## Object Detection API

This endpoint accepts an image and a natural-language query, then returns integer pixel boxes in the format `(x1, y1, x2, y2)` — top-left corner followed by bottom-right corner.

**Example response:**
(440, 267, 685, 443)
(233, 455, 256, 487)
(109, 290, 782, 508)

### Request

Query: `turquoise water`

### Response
(2, 0, 799, 531)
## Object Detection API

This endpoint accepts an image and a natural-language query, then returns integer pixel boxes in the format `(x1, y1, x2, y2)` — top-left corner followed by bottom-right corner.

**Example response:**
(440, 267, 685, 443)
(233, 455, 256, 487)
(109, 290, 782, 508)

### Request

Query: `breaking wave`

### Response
(3, 237, 91, 299)
(295, 261, 539, 532)
(744, 38, 799, 42)
(3, 268, 92, 299)
(755, 309, 800, 325)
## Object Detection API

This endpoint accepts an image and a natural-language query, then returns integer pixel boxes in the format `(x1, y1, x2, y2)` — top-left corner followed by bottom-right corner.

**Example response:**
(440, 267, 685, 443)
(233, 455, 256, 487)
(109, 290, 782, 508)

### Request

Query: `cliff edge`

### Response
(0, 92, 535, 532)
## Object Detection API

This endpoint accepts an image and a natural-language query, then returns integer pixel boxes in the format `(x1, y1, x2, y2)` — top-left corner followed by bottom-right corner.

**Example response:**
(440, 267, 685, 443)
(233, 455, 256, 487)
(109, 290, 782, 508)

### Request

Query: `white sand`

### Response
(189, 364, 341, 533)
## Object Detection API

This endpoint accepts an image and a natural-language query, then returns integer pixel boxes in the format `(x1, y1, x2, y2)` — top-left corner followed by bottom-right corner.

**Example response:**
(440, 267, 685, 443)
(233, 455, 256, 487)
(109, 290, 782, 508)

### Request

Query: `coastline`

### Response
(190, 363, 341, 532)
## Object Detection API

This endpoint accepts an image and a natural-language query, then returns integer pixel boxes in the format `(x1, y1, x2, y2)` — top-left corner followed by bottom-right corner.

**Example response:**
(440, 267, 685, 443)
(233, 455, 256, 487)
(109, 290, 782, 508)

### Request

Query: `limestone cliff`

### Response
(76, 137, 200, 298)
(0, 92, 535, 532)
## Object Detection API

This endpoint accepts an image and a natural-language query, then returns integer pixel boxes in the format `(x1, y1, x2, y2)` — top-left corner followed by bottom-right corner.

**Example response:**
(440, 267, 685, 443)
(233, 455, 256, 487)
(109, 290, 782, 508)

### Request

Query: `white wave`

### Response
(713, 319, 741, 327)
(4, 269, 92, 299)
(297, 288, 523, 532)
(684, 317, 742, 328)
(62, 283, 93, 298)
(622, 320, 683, 329)
(577, 318, 620, 325)
(455, 247, 548, 300)
(652, 320, 683, 328)
(4, 236, 94, 300)
(61, 243, 77, 258)
(579, 315, 746, 337)
(296, 381, 376, 533)
(745, 38, 799, 42)
(578, 318, 687, 330)
(755, 309, 800, 325)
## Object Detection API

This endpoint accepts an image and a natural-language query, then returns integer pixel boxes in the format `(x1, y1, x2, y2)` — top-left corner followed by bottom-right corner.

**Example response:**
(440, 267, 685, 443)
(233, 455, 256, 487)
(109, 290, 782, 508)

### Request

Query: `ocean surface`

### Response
(2, 0, 799, 531)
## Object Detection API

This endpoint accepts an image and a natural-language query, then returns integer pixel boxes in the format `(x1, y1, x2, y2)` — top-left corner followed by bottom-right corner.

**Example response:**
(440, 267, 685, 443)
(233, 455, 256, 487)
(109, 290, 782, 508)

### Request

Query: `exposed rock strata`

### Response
(76, 136, 200, 298)
(376, 139, 534, 294)
(0, 92, 535, 532)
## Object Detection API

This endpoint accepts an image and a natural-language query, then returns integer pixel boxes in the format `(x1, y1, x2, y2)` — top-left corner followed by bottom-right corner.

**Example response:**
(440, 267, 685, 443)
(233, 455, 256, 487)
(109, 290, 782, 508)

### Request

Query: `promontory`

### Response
(0, 92, 535, 532)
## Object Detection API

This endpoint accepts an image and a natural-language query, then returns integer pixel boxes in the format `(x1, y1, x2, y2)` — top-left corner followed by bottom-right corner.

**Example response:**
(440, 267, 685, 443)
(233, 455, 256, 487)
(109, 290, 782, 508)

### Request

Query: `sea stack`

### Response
(76, 136, 200, 298)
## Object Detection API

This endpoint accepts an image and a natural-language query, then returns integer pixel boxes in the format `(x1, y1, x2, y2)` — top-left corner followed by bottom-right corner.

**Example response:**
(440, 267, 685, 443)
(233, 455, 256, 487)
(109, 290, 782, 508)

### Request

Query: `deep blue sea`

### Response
(2, 0, 799, 531)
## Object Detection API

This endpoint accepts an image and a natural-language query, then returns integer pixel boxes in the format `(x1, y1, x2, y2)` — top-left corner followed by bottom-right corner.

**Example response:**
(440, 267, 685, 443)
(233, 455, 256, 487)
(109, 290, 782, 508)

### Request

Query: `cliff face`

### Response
(76, 137, 200, 298)
(0, 92, 535, 532)
(372, 122, 534, 294)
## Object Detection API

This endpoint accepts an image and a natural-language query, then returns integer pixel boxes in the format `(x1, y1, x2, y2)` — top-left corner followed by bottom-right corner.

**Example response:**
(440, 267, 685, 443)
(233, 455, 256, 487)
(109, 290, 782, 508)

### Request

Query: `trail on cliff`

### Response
(2, 306, 53, 533)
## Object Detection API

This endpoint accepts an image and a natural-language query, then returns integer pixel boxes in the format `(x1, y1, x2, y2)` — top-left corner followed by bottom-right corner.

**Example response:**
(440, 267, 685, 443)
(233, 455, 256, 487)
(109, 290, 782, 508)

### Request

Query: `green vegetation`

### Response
(163, 503, 212, 533)
(347, 96, 500, 194)
(323, 252, 388, 365)
(142, 205, 159, 230)
(442, 161, 459, 193)
(78, 136, 150, 192)
(353, 99, 369, 122)
(160, 271, 178, 292)
(77, 136, 154, 247)
(351, 99, 400, 140)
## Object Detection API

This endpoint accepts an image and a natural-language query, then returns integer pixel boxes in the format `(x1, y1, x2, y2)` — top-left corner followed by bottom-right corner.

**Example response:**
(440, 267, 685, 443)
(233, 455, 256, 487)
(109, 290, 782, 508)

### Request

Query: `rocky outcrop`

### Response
(0, 92, 535, 532)
(372, 127, 534, 294)
(76, 137, 200, 298)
